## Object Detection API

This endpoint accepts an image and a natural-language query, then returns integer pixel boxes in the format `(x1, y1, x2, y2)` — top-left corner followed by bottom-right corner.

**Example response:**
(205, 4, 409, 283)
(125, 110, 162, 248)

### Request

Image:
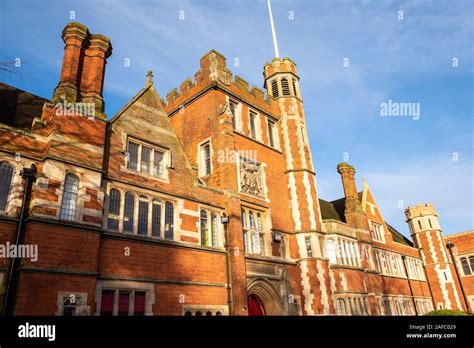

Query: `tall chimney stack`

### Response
(52, 22, 112, 117)
(337, 162, 369, 230)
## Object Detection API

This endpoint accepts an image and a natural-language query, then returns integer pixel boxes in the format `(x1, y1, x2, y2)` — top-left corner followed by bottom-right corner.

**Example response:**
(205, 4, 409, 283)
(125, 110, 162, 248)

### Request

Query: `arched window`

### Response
(418, 220, 422, 229)
(271, 79, 279, 97)
(200, 210, 208, 245)
(164, 202, 174, 240)
(0, 162, 14, 212)
(108, 189, 121, 231)
(460, 257, 471, 275)
(184, 311, 192, 316)
(326, 239, 337, 264)
(123, 192, 135, 233)
(138, 196, 149, 236)
(281, 78, 290, 96)
(211, 213, 219, 247)
(151, 200, 162, 237)
(469, 256, 474, 274)
(59, 174, 79, 221)
(336, 298, 346, 315)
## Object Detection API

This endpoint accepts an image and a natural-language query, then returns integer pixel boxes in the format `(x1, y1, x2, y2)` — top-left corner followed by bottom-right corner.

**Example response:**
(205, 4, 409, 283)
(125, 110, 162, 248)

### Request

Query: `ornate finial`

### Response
(147, 70, 153, 85)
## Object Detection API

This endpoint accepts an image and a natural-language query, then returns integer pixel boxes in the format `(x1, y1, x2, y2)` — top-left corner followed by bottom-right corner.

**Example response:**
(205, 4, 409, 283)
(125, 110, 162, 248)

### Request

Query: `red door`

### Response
(248, 295, 265, 316)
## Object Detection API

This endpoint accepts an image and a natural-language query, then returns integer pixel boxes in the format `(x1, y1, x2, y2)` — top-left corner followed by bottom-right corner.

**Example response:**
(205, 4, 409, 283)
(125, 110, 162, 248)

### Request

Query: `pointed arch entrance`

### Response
(247, 279, 284, 316)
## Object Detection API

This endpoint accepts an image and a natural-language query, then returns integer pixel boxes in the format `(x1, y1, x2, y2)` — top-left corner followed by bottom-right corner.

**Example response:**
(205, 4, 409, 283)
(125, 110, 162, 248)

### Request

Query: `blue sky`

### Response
(1, 0, 472, 237)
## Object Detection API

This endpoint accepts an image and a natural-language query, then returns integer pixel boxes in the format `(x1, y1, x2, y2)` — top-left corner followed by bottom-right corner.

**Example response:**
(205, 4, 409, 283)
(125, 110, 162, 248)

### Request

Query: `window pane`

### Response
(123, 193, 135, 233)
(241, 209, 247, 228)
(327, 239, 337, 264)
(211, 213, 218, 247)
(305, 237, 312, 257)
(141, 146, 151, 174)
(249, 211, 256, 229)
(200, 210, 208, 245)
(259, 233, 265, 255)
(0, 163, 14, 212)
(164, 202, 174, 240)
(134, 291, 146, 316)
(230, 102, 236, 129)
(127, 142, 139, 170)
(152, 203, 161, 237)
(108, 189, 121, 231)
(138, 198, 149, 235)
(100, 290, 115, 316)
(59, 174, 79, 221)
(250, 113, 256, 139)
(268, 121, 274, 147)
(469, 256, 474, 274)
(203, 144, 211, 175)
(153, 151, 164, 177)
(257, 213, 263, 231)
(243, 231, 248, 253)
(461, 258, 471, 275)
(118, 291, 130, 316)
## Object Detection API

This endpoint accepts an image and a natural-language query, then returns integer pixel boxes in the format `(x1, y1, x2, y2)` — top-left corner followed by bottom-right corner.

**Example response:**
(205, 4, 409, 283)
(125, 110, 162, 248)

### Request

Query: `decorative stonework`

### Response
(240, 158, 263, 197)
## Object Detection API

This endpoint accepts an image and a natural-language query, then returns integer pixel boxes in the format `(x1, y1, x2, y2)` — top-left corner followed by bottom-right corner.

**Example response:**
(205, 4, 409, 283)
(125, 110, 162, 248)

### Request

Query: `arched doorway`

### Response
(247, 279, 284, 315)
(248, 295, 265, 316)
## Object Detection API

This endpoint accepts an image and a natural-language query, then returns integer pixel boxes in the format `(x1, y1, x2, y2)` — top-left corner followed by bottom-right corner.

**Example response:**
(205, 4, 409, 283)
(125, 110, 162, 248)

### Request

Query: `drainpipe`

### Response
(2, 164, 38, 316)
(446, 241, 470, 312)
(401, 255, 418, 316)
(221, 213, 232, 314)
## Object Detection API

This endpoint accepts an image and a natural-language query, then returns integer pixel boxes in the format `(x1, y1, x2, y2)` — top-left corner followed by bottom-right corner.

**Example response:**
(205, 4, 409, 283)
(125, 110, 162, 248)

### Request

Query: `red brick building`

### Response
(0, 22, 472, 316)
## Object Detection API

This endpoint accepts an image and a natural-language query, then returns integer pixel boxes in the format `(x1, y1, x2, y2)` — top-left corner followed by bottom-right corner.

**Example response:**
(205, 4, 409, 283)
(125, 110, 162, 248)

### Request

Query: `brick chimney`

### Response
(53, 22, 112, 117)
(337, 162, 369, 229)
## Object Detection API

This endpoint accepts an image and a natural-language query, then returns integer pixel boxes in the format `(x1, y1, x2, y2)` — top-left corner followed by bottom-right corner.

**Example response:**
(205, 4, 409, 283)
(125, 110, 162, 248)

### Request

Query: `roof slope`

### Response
(318, 196, 413, 247)
(0, 82, 48, 130)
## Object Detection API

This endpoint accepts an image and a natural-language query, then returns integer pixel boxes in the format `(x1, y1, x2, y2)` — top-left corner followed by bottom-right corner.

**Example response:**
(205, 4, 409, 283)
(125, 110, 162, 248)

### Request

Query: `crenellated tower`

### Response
(264, 58, 330, 315)
(405, 204, 465, 311)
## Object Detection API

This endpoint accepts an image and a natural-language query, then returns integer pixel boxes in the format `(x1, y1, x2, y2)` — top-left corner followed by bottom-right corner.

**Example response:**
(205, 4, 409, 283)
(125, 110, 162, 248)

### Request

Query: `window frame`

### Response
(126, 138, 169, 180)
(0, 162, 14, 213)
(59, 173, 80, 221)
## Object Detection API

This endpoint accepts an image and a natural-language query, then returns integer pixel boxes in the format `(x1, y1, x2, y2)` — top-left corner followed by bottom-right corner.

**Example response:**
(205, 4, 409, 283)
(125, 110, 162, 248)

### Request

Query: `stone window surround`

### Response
(370, 220, 386, 243)
(457, 253, 474, 277)
(241, 206, 270, 256)
(199, 205, 224, 248)
(326, 235, 361, 267)
(123, 135, 170, 183)
(197, 137, 213, 178)
(0, 158, 24, 217)
(94, 280, 155, 316)
(55, 291, 88, 316)
(333, 294, 370, 316)
(103, 184, 176, 240)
